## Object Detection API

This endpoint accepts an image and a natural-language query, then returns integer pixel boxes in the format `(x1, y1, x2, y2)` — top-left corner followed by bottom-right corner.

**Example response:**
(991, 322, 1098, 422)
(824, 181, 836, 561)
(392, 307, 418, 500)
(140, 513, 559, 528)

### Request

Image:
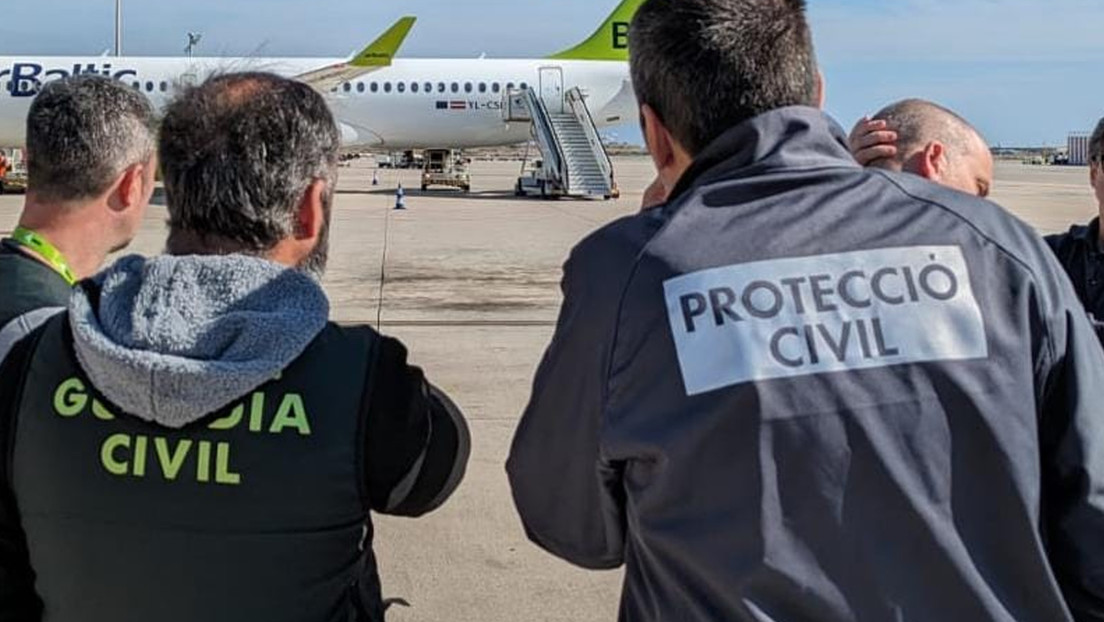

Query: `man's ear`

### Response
(1091, 161, 1099, 187)
(642, 104, 678, 187)
(108, 162, 148, 213)
(916, 141, 947, 182)
(295, 179, 327, 242)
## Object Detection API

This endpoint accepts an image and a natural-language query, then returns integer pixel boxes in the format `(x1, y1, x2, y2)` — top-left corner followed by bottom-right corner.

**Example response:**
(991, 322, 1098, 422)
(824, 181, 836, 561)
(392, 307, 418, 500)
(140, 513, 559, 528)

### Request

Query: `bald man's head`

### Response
(870, 99, 993, 198)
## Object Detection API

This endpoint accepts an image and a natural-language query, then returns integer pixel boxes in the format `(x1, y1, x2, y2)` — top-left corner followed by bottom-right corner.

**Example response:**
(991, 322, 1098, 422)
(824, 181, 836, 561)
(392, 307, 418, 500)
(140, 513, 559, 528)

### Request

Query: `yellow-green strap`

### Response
(9, 226, 78, 285)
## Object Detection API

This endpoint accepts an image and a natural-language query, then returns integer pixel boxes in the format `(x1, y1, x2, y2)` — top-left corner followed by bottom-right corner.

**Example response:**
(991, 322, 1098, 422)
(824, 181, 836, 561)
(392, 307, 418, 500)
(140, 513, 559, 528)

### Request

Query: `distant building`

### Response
(1069, 132, 1091, 165)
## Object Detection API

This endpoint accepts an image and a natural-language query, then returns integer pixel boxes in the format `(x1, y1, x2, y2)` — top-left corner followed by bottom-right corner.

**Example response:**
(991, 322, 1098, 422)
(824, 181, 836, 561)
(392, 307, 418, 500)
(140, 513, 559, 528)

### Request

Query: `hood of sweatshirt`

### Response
(69, 254, 329, 429)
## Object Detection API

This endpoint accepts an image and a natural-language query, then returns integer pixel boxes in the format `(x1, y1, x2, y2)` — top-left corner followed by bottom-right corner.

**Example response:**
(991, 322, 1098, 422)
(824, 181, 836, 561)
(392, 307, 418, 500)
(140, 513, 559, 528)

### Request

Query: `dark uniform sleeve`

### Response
(362, 337, 470, 517)
(506, 248, 628, 570)
(1038, 288, 1104, 620)
(0, 330, 44, 621)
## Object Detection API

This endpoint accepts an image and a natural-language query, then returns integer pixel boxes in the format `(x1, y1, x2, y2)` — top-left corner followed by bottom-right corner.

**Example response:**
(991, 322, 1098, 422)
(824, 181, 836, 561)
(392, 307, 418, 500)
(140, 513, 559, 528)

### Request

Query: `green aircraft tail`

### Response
(548, 0, 645, 62)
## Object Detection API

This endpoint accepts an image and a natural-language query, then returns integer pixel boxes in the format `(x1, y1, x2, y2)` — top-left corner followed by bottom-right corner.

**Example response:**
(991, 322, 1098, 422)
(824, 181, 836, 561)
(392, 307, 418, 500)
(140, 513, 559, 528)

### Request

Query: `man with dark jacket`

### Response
(0, 72, 469, 622)
(1046, 117, 1104, 331)
(507, 0, 1104, 620)
(0, 75, 156, 358)
(851, 110, 1104, 339)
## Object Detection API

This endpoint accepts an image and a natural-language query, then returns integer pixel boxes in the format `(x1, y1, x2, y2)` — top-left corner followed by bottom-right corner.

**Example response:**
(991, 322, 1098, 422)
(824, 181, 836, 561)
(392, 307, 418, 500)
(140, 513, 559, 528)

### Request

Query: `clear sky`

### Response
(2, 0, 1101, 147)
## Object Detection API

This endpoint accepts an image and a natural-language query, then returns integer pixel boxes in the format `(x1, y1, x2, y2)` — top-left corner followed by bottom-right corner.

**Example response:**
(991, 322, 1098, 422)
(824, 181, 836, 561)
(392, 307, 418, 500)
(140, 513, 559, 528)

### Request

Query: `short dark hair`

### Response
(871, 99, 985, 166)
(26, 75, 155, 202)
(160, 72, 339, 256)
(1090, 117, 1104, 164)
(629, 0, 819, 156)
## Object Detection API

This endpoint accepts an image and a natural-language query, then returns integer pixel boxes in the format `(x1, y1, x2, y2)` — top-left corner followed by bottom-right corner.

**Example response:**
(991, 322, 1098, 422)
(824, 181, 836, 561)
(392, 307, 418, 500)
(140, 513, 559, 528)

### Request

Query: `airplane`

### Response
(0, 0, 642, 150)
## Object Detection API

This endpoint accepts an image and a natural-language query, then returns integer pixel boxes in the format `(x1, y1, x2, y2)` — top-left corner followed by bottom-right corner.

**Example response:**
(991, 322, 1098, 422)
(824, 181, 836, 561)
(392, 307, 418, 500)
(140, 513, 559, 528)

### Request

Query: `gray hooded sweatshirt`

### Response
(69, 253, 329, 428)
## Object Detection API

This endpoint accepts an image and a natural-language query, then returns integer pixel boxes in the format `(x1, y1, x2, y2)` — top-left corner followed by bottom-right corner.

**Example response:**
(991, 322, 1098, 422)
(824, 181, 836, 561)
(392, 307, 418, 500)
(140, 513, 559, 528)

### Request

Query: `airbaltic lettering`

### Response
(0, 63, 139, 97)
(664, 246, 988, 395)
(52, 377, 313, 485)
(612, 22, 630, 50)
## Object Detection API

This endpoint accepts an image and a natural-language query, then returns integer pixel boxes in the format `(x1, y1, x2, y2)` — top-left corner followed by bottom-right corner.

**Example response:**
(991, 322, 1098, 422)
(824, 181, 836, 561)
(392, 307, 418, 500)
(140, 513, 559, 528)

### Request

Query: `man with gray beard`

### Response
(0, 72, 469, 622)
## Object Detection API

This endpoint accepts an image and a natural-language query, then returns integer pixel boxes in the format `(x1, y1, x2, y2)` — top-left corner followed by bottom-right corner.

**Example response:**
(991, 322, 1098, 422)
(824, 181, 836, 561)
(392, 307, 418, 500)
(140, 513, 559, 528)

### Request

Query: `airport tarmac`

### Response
(0, 157, 1099, 621)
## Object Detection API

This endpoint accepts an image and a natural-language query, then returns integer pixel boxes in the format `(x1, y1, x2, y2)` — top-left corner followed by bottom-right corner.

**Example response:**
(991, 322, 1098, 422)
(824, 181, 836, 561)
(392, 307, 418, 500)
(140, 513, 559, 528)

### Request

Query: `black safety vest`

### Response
(9, 314, 385, 622)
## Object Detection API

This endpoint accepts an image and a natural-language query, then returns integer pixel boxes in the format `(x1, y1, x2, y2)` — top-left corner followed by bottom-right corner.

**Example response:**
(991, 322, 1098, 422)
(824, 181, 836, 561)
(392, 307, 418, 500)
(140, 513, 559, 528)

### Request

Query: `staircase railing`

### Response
(565, 87, 614, 194)
(524, 87, 571, 193)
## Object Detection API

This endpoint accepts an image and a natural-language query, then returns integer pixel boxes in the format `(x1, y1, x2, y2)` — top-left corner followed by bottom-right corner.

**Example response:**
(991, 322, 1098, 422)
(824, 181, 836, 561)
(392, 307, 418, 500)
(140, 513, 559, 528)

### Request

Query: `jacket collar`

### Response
(1070, 217, 1102, 250)
(667, 106, 860, 203)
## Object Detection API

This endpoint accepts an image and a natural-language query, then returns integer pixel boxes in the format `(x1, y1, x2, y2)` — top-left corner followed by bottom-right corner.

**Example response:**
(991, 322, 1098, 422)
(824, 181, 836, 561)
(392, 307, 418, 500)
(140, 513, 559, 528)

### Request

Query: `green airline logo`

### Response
(548, 0, 644, 62)
(612, 22, 629, 50)
(53, 377, 315, 487)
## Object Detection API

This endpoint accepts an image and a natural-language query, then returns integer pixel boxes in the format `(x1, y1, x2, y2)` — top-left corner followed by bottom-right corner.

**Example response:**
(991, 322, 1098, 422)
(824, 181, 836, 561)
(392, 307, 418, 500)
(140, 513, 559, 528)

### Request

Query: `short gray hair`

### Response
(1090, 116, 1104, 164)
(871, 99, 985, 166)
(26, 75, 155, 202)
(160, 72, 339, 258)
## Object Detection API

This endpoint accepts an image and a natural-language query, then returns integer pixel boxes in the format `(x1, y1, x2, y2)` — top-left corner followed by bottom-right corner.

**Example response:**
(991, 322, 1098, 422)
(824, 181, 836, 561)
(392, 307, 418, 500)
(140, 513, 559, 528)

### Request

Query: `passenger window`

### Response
(425, 82, 433, 93)
(343, 83, 352, 93)
(371, 82, 379, 93)
(132, 82, 140, 90)
(464, 82, 473, 93)
(145, 81, 154, 92)
(397, 82, 406, 93)
(451, 82, 459, 93)
(520, 82, 528, 90)
(492, 83, 501, 94)
(438, 82, 446, 93)
(506, 82, 515, 91)
(411, 82, 419, 93)
(479, 82, 487, 93)
(160, 82, 168, 92)
(384, 82, 392, 93)
(357, 82, 365, 93)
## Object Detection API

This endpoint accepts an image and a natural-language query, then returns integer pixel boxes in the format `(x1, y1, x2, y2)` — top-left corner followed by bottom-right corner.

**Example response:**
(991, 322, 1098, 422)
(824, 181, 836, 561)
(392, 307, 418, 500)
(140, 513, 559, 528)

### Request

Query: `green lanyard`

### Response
(9, 226, 78, 285)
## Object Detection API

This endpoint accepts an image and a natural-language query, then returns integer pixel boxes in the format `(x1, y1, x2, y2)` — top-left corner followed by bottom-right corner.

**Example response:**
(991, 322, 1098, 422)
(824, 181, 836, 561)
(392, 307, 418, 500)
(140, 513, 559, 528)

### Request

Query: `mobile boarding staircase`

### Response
(506, 87, 618, 200)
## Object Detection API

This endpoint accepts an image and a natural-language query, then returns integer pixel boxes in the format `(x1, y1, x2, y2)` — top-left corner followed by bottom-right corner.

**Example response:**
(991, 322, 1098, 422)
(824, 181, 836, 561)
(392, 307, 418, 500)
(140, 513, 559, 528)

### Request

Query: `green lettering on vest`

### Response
(54, 378, 87, 417)
(215, 443, 242, 485)
(196, 441, 212, 483)
(209, 404, 244, 431)
(154, 437, 192, 481)
(91, 399, 116, 421)
(269, 394, 311, 436)
(249, 392, 265, 433)
(101, 434, 131, 476)
(132, 436, 148, 477)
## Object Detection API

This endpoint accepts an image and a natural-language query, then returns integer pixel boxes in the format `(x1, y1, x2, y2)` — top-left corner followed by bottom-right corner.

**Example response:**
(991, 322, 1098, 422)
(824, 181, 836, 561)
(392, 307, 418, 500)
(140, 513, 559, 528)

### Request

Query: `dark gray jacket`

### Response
(507, 107, 1104, 622)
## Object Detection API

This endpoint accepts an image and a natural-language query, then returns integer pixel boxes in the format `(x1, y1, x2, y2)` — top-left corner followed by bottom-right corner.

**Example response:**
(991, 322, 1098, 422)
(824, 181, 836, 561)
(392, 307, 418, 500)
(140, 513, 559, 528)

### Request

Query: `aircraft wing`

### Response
(296, 16, 415, 92)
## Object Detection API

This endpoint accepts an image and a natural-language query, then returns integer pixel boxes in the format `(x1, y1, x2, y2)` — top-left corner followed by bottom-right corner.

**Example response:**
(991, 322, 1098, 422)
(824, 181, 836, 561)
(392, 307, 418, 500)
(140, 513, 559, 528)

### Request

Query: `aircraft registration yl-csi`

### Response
(0, 0, 643, 150)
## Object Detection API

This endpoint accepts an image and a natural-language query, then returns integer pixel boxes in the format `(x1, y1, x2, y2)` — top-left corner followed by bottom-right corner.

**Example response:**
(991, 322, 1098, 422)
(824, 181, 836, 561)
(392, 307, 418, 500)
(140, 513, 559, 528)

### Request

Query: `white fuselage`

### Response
(0, 56, 637, 149)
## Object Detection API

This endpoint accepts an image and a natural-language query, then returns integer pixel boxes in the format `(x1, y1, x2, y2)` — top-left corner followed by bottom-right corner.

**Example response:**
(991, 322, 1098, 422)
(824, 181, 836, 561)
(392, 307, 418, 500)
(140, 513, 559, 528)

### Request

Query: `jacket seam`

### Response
(873, 171, 1059, 366)
(356, 328, 381, 514)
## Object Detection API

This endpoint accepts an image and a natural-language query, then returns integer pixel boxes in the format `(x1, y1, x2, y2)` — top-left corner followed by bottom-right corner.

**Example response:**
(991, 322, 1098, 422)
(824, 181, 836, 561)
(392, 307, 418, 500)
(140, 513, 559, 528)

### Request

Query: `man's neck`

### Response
(15, 200, 111, 281)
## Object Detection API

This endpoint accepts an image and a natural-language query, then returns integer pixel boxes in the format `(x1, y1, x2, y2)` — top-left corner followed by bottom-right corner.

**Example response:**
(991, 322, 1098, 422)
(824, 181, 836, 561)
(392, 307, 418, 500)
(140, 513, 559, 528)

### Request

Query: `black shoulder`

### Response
(1044, 222, 1094, 260)
(567, 209, 668, 283)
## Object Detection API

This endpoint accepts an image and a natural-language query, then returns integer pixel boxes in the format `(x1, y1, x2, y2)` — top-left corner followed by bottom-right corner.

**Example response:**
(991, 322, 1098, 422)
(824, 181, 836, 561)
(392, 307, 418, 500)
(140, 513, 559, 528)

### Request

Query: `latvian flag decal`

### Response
(436, 101, 469, 110)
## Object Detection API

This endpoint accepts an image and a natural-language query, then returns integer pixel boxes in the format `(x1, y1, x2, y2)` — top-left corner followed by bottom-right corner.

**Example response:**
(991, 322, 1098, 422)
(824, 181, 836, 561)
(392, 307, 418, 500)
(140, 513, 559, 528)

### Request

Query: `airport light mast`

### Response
(114, 0, 122, 56)
(186, 33, 203, 58)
